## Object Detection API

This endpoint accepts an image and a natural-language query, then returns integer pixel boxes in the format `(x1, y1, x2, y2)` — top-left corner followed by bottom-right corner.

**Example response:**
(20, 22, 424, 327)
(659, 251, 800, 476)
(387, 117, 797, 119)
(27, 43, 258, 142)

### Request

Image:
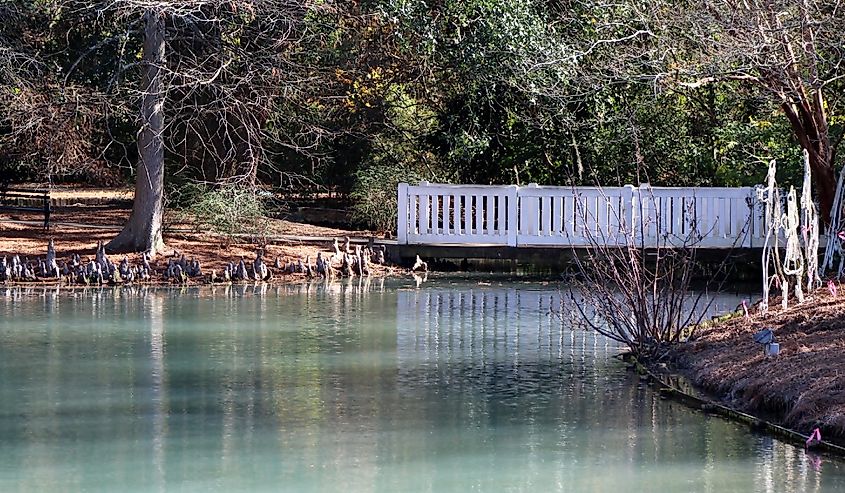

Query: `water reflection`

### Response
(150, 293, 166, 493)
(0, 282, 842, 492)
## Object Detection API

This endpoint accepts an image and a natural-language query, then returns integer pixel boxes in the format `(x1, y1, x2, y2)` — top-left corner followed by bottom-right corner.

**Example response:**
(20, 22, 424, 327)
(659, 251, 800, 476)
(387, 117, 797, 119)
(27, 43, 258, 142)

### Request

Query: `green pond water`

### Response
(0, 280, 843, 492)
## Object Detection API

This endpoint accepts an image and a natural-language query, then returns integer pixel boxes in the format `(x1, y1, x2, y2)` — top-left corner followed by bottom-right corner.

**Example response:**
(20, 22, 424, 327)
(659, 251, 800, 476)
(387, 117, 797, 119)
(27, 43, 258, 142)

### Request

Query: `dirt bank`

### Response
(671, 286, 845, 439)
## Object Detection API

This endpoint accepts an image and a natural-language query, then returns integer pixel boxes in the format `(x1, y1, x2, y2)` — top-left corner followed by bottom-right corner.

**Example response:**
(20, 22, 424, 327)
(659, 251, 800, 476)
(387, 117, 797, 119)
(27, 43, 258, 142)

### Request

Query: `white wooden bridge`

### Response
(397, 183, 768, 250)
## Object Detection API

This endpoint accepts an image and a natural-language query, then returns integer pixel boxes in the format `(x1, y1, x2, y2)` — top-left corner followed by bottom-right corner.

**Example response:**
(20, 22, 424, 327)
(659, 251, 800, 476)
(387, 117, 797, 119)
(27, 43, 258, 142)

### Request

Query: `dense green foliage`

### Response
(1, 0, 841, 229)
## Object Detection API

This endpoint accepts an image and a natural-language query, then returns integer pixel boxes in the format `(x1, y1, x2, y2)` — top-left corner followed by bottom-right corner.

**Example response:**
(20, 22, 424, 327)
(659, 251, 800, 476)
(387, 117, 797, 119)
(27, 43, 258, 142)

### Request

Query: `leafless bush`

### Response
(564, 188, 738, 360)
(0, 85, 122, 183)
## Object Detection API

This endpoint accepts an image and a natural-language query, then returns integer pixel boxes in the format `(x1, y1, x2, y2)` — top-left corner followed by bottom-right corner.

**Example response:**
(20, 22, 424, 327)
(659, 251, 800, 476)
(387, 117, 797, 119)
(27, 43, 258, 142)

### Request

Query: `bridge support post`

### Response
(623, 184, 636, 244)
(523, 184, 540, 238)
(507, 185, 519, 247)
(397, 183, 409, 244)
(638, 183, 656, 247)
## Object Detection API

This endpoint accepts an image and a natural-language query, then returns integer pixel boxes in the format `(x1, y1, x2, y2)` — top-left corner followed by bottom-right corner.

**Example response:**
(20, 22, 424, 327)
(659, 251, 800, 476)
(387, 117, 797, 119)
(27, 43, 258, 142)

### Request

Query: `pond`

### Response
(0, 280, 843, 492)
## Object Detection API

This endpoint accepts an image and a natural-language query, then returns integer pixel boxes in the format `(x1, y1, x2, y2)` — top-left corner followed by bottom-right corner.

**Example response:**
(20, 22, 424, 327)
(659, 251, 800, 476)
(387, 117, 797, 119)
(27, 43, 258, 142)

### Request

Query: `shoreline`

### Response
(0, 269, 406, 290)
(1, 215, 407, 286)
(633, 356, 845, 455)
(664, 287, 845, 444)
(0, 276, 405, 300)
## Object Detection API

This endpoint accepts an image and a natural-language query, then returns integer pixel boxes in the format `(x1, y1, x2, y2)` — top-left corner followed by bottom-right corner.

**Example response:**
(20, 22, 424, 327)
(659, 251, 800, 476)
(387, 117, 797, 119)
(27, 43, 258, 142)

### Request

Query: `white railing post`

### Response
(397, 183, 409, 244)
(507, 185, 519, 246)
(419, 181, 430, 237)
(623, 184, 636, 243)
(744, 187, 755, 249)
(753, 185, 766, 248)
(637, 183, 657, 247)
(523, 183, 540, 237)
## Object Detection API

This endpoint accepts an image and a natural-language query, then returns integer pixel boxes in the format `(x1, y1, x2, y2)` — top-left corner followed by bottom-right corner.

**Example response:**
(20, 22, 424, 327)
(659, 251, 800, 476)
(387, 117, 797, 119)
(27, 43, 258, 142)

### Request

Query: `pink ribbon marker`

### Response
(806, 428, 822, 448)
(829, 280, 838, 298)
(742, 300, 750, 319)
(838, 230, 845, 242)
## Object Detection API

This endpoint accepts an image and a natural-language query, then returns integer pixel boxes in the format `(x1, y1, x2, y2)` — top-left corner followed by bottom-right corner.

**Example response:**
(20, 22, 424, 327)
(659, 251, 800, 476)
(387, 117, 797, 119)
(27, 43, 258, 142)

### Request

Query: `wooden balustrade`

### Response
(398, 183, 763, 249)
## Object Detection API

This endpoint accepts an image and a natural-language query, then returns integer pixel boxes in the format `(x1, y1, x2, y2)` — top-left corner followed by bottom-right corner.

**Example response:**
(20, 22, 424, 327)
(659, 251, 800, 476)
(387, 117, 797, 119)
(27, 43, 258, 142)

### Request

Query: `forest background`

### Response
(1, 0, 842, 244)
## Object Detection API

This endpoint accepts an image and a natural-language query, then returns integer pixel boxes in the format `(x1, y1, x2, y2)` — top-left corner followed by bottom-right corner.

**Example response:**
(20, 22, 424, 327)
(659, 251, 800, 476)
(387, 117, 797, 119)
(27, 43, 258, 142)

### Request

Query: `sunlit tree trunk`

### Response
(108, 9, 166, 256)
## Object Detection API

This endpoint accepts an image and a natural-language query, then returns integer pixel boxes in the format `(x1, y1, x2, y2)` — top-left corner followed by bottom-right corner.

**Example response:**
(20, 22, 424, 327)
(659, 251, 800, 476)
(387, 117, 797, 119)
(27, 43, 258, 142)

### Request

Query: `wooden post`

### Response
(419, 181, 430, 239)
(397, 183, 409, 244)
(524, 184, 540, 237)
(752, 185, 765, 249)
(639, 183, 655, 247)
(507, 185, 519, 247)
(623, 185, 636, 244)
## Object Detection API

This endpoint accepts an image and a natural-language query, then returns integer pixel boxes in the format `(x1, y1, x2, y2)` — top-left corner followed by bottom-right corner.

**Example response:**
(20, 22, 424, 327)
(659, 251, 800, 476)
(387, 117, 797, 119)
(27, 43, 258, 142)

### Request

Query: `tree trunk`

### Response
(107, 10, 166, 256)
(781, 101, 835, 226)
(811, 150, 836, 227)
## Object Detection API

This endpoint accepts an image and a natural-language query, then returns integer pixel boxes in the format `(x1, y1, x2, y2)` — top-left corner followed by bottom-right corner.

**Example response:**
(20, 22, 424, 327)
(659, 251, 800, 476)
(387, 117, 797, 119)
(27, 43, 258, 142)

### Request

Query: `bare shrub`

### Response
(564, 187, 738, 360)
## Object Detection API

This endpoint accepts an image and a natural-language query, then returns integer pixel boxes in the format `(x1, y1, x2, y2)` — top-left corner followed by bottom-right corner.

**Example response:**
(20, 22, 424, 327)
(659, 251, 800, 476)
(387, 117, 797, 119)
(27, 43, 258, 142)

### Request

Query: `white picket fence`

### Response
(397, 182, 766, 248)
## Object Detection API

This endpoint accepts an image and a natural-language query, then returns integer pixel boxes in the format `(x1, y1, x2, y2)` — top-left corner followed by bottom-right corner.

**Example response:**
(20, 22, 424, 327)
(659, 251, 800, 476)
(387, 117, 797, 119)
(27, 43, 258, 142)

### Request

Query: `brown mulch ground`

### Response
(672, 286, 845, 438)
(1, 205, 398, 282)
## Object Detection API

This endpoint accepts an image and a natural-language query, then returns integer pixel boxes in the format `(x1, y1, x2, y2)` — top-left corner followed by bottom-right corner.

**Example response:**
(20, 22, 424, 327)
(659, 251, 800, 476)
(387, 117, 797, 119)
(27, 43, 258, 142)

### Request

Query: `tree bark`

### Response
(782, 101, 835, 225)
(108, 9, 166, 256)
(810, 150, 835, 227)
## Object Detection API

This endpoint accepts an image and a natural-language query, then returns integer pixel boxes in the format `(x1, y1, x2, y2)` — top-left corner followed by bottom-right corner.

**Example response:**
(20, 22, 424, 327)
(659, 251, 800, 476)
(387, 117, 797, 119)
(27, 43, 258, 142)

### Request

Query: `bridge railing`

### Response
(398, 182, 765, 248)
(398, 183, 518, 246)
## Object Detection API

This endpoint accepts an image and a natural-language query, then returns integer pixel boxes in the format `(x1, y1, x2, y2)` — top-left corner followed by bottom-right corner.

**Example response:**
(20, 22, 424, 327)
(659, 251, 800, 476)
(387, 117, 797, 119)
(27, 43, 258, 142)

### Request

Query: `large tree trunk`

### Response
(108, 9, 166, 256)
(782, 100, 835, 226)
(810, 149, 835, 226)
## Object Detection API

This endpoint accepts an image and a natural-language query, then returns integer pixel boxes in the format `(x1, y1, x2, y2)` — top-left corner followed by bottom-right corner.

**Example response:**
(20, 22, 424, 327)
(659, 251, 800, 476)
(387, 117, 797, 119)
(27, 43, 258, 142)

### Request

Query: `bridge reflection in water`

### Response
(393, 284, 824, 493)
(395, 285, 747, 370)
(396, 286, 614, 373)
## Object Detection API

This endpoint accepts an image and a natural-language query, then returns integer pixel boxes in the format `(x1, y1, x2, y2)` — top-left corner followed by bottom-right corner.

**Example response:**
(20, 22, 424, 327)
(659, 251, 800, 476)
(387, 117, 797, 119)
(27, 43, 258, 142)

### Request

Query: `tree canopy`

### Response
(1, 0, 842, 237)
